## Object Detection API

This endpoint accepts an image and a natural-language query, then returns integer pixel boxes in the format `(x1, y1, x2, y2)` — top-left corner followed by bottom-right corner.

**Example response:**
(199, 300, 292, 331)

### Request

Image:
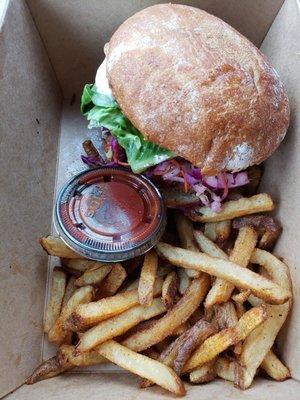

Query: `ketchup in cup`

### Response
(55, 167, 166, 261)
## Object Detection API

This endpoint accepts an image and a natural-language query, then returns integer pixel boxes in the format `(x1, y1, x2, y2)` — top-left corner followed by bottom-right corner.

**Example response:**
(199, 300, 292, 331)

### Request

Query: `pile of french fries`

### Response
(27, 192, 292, 396)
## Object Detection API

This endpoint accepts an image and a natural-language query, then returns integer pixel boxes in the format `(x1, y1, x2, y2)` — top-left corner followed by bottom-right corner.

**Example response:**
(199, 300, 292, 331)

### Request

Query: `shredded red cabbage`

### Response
(148, 159, 249, 211)
(81, 131, 249, 212)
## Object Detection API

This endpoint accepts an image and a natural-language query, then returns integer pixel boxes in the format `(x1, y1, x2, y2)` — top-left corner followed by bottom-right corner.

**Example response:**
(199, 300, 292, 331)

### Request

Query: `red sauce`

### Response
(58, 168, 164, 253)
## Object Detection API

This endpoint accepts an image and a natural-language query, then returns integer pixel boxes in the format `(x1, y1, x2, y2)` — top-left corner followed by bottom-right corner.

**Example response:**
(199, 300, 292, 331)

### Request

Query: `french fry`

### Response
(204, 226, 257, 308)
(215, 356, 235, 382)
(58, 344, 107, 367)
(213, 220, 232, 244)
(175, 213, 200, 278)
(235, 250, 292, 389)
(75, 298, 166, 353)
(232, 215, 282, 250)
(65, 278, 163, 331)
(212, 301, 241, 354)
(162, 271, 178, 309)
(156, 242, 291, 304)
(141, 330, 189, 389)
(172, 319, 218, 375)
(123, 319, 159, 340)
(97, 340, 186, 396)
(232, 289, 251, 304)
(193, 229, 228, 259)
(122, 275, 210, 352)
(97, 264, 127, 298)
(212, 302, 238, 330)
(26, 343, 108, 385)
(156, 242, 291, 305)
(48, 286, 94, 344)
(25, 356, 71, 384)
(44, 267, 67, 333)
(61, 258, 107, 273)
(188, 194, 274, 223)
(75, 264, 112, 287)
(62, 276, 77, 308)
(142, 318, 225, 388)
(177, 268, 191, 294)
(182, 305, 267, 373)
(189, 360, 216, 383)
(138, 250, 158, 306)
(261, 349, 291, 381)
(171, 321, 190, 337)
(204, 221, 231, 244)
(40, 236, 82, 258)
(235, 301, 246, 319)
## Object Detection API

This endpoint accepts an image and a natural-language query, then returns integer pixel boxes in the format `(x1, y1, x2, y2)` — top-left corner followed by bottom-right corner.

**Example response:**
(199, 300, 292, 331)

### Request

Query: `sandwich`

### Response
(81, 4, 289, 212)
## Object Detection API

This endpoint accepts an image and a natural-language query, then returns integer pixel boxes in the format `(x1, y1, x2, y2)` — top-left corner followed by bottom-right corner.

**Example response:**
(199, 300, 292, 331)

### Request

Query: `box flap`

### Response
(0, 0, 61, 396)
(26, 0, 284, 99)
(259, 0, 300, 380)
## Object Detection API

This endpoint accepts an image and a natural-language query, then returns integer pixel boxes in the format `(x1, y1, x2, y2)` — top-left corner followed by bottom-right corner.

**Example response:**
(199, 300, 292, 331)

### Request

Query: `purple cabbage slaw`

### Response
(81, 137, 249, 212)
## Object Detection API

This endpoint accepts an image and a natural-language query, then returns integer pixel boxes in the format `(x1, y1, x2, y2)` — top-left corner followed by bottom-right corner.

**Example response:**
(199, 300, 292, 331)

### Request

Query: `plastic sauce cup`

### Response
(54, 167, 166, 261)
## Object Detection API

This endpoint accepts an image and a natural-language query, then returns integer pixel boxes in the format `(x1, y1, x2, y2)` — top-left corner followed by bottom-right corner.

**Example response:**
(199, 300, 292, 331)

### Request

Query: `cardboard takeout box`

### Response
(1, 0, 299, 398)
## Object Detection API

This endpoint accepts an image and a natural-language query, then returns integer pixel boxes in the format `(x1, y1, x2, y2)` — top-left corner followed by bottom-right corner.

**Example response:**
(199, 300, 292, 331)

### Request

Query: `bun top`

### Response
(106, 4, 290, 174)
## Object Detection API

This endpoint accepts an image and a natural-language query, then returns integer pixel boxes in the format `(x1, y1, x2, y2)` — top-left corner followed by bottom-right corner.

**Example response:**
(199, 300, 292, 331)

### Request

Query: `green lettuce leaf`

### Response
(80, 84, 174, 173)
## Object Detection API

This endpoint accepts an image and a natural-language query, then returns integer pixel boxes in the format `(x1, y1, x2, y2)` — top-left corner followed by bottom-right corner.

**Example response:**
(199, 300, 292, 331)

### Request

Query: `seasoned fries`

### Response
(205, 226, 257, 308)
(175, 213, 200, 278)
(233, 215, 282, 250)
(156, 242, 291, 304)
(98, 263, 127, 297)
(122, 276, 210, 352)
(141, 318, 216, 389)
(193, 229, 227, 260)
(48, 286, 94, 344)
(204, 221, 231, 244)
(188, 193, 274, 222)
(26, 344, 108, 384)
(212, 301, 241, 354)
(44, 267, 67, 333)
(138, 250, 158, 306)
(97, 340, 186, 395)
(65, 278, 163, 331)
(61, 258, 105, 272)
(62, 276, 77, 308)
(75, 264, 112, 287)
(40, 236, 81, 258)
(261, 350, 291, 381)
(30, 180, 293, 395)
(75, 298, 166, 352)
(212, 302, 238, 330)
(177, 268, 191, 294)
(172, 319, 218, 375)
(162, 271, 178, 309)
(215, 357, 235, 382)
(182, 305, 267, 373)
(58, 344, 107, 367)
(189, 360, 216, 383)
(25, 356, 71, 384)
(235, 250, 292, 389)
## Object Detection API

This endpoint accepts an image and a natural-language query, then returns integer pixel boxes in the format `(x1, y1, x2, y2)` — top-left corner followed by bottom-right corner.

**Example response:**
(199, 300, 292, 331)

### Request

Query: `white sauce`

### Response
(95, 58, 114, 98)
